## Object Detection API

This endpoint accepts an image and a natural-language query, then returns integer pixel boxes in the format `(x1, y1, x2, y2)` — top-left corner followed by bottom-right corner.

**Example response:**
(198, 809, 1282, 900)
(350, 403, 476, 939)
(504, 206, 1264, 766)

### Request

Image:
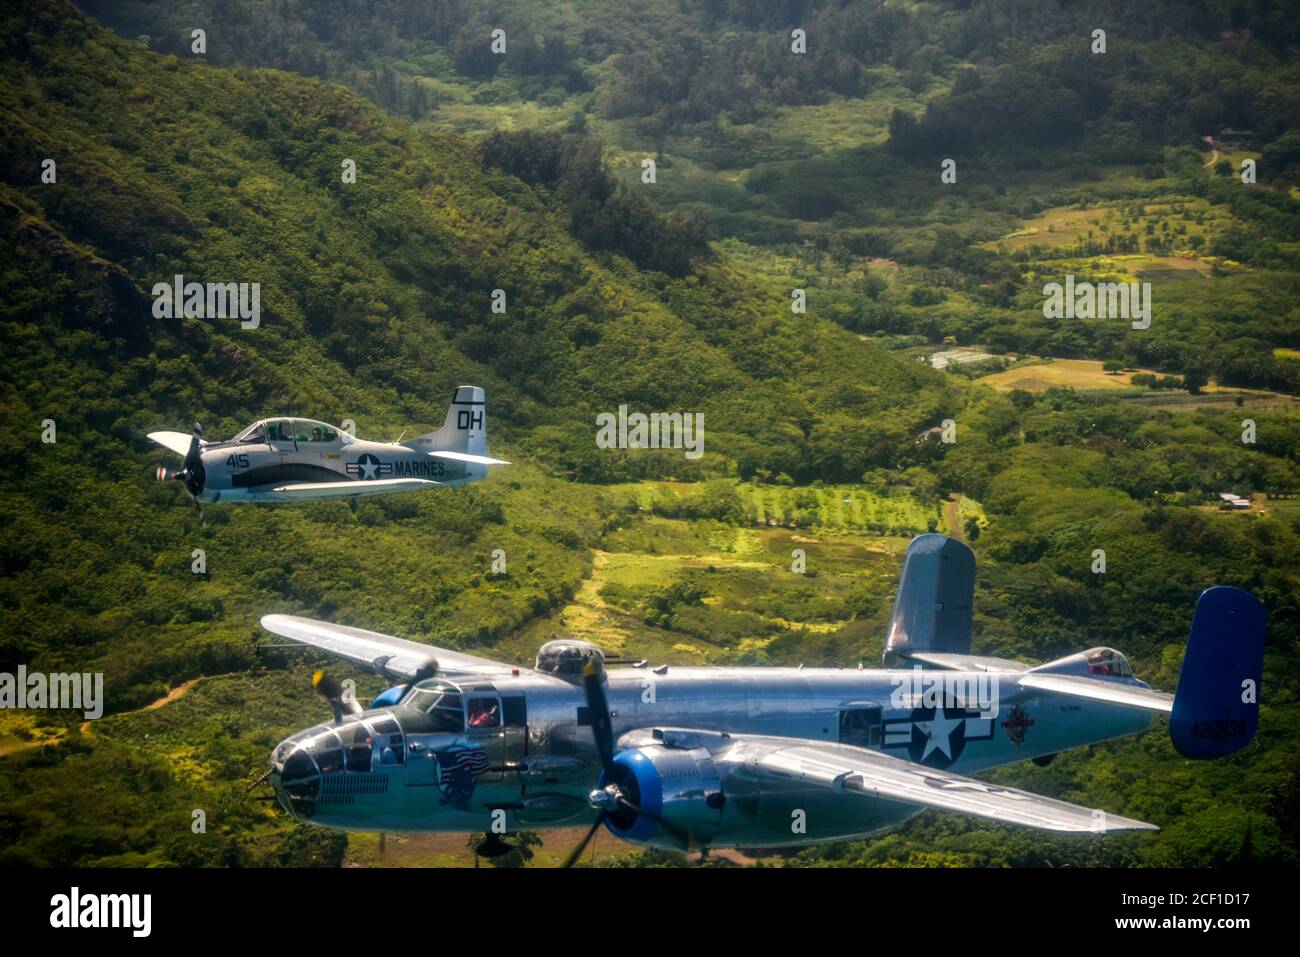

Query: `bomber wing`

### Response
(719, 734, 1157, 833)
(260, 614, 522, 680)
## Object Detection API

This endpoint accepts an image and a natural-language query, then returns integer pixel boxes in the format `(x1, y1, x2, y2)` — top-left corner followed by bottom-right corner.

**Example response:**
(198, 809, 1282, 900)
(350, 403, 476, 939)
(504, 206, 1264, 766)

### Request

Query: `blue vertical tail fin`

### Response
(1170, 586, 1266, 759)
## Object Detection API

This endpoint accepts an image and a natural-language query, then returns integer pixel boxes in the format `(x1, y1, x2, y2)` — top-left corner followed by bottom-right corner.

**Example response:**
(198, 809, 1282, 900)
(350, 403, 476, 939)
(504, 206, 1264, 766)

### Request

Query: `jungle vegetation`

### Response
(0, 1, 1296, 868)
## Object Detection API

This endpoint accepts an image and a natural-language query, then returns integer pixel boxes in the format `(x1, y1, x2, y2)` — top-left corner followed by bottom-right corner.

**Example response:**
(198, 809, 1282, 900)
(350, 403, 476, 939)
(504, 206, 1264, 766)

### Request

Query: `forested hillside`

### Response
(0, 1, 1297, 868)
(78, 0, 1300, 393)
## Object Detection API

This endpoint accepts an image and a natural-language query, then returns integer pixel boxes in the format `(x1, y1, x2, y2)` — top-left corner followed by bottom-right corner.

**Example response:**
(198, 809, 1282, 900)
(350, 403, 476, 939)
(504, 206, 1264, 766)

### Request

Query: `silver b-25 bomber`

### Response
(149, 386, 507, 508)
(257, 533, 1265, 863)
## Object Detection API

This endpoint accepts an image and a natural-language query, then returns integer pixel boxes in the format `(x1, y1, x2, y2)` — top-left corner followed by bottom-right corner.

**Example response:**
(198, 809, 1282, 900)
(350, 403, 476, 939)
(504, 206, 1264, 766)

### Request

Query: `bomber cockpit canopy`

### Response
(401, 678, 468, 733)
(535, 638, 604, 679)
(1083, 647, 1134, 678)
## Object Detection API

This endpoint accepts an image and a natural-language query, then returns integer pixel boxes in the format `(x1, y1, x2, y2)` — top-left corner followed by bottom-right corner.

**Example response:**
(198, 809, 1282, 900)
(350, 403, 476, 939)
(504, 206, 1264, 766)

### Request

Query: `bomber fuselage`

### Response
(268, 665, 1152, 849)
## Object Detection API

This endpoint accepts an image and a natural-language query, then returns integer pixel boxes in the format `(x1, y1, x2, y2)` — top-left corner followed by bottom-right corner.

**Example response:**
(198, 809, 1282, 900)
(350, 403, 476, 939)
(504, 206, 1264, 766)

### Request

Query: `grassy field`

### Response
(986, 205, 1111, 249)
(0, 711, 67, 757)
(484, 481, 965, 677)
(738, 483, 937, 530)
(984, 198, 1231, 265)
(342, 824, 649, 868)
(978, 359, 1300, 411)
(607, 479, 942, 532)
(978, 358, 1157, 392)
(495, 514, 914, 668)
(1123, 391, 1300, 412)
(754, 72, 940, 152)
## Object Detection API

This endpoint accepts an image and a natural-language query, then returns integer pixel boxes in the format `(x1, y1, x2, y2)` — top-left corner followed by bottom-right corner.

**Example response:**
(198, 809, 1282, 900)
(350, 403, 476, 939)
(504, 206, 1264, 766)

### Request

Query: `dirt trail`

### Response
(2, 677, 207, 757)
(943, 493, 966, 543)
(79, 676, 206, 734)
(1201, 135, 1220, 169)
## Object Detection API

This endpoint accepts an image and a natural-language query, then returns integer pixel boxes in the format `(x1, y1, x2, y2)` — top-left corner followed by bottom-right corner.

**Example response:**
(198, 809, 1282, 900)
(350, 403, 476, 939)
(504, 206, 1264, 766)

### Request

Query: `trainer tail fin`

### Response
(405, 385, 487, 455)
(401, 386, 505, 479)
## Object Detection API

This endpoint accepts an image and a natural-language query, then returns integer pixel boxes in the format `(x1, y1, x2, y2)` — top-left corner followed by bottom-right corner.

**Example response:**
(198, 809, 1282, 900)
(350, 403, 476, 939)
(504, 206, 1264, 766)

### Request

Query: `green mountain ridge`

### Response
(72, 0, 1300, 396)
(4, 3, 952, 478)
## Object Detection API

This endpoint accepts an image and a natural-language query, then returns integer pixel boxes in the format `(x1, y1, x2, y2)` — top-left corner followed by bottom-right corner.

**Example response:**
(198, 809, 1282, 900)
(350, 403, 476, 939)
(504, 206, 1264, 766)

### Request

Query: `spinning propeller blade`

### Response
(581, 655, 616, 777)
(560, 652, 614, 867)
(312, 670, 361, 722)
(156, 422, 207, 521)
(560, 812, 606, 868)
(561, 650, 699, 864)
(388, 659, 439, 701)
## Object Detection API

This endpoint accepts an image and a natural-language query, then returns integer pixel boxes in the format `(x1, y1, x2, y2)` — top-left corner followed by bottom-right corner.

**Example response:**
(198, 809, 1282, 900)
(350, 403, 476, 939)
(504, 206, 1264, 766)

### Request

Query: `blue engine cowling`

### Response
(598, 745, 725, 849)
(369, 685, 406, 709)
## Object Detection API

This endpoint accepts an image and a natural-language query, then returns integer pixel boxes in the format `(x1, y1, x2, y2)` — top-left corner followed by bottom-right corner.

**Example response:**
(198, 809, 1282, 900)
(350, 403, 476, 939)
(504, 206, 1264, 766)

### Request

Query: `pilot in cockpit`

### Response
(467, 698, 499, 728)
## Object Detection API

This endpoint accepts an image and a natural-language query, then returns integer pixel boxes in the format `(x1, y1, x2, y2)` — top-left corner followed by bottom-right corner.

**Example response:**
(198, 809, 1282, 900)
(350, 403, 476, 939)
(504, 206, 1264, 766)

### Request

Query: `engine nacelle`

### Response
(599, 745, 725, 849)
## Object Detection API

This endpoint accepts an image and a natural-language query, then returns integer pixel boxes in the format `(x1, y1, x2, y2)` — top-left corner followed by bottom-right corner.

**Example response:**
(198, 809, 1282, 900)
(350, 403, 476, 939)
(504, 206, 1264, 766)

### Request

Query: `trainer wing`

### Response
(253, 478, 442, 501)
(260, 614, 521, 680)
(725, 735, 1157, 832)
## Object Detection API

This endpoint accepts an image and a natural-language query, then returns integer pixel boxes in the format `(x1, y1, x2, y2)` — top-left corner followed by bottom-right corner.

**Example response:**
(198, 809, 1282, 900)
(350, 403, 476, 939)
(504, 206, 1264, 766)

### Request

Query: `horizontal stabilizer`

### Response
(426, 450, 510, 466)
(1019, 673, 1173, 713)
(904, 652, 1030, 673)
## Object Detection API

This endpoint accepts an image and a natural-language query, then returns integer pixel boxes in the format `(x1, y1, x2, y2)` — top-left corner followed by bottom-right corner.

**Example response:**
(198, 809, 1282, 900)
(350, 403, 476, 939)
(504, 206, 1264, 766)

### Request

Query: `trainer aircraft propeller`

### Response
(254, 534, 1266, 862)
(149, 386, 507, 507)
(154, 422, 209, 519)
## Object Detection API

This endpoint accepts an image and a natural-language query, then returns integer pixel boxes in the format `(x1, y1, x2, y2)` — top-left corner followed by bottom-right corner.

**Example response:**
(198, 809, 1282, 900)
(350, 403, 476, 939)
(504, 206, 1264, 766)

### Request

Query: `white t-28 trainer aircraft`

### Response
(149, 386, 507, 507)
(258, 534, 1265, 862)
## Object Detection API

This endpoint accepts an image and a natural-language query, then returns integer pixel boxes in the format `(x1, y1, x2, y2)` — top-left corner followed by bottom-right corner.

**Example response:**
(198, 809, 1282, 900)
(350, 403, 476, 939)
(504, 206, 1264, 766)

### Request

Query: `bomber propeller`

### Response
(560, 654, 695, 867)
(312, 670, 362, 723)
(390, 659, 439, 700)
